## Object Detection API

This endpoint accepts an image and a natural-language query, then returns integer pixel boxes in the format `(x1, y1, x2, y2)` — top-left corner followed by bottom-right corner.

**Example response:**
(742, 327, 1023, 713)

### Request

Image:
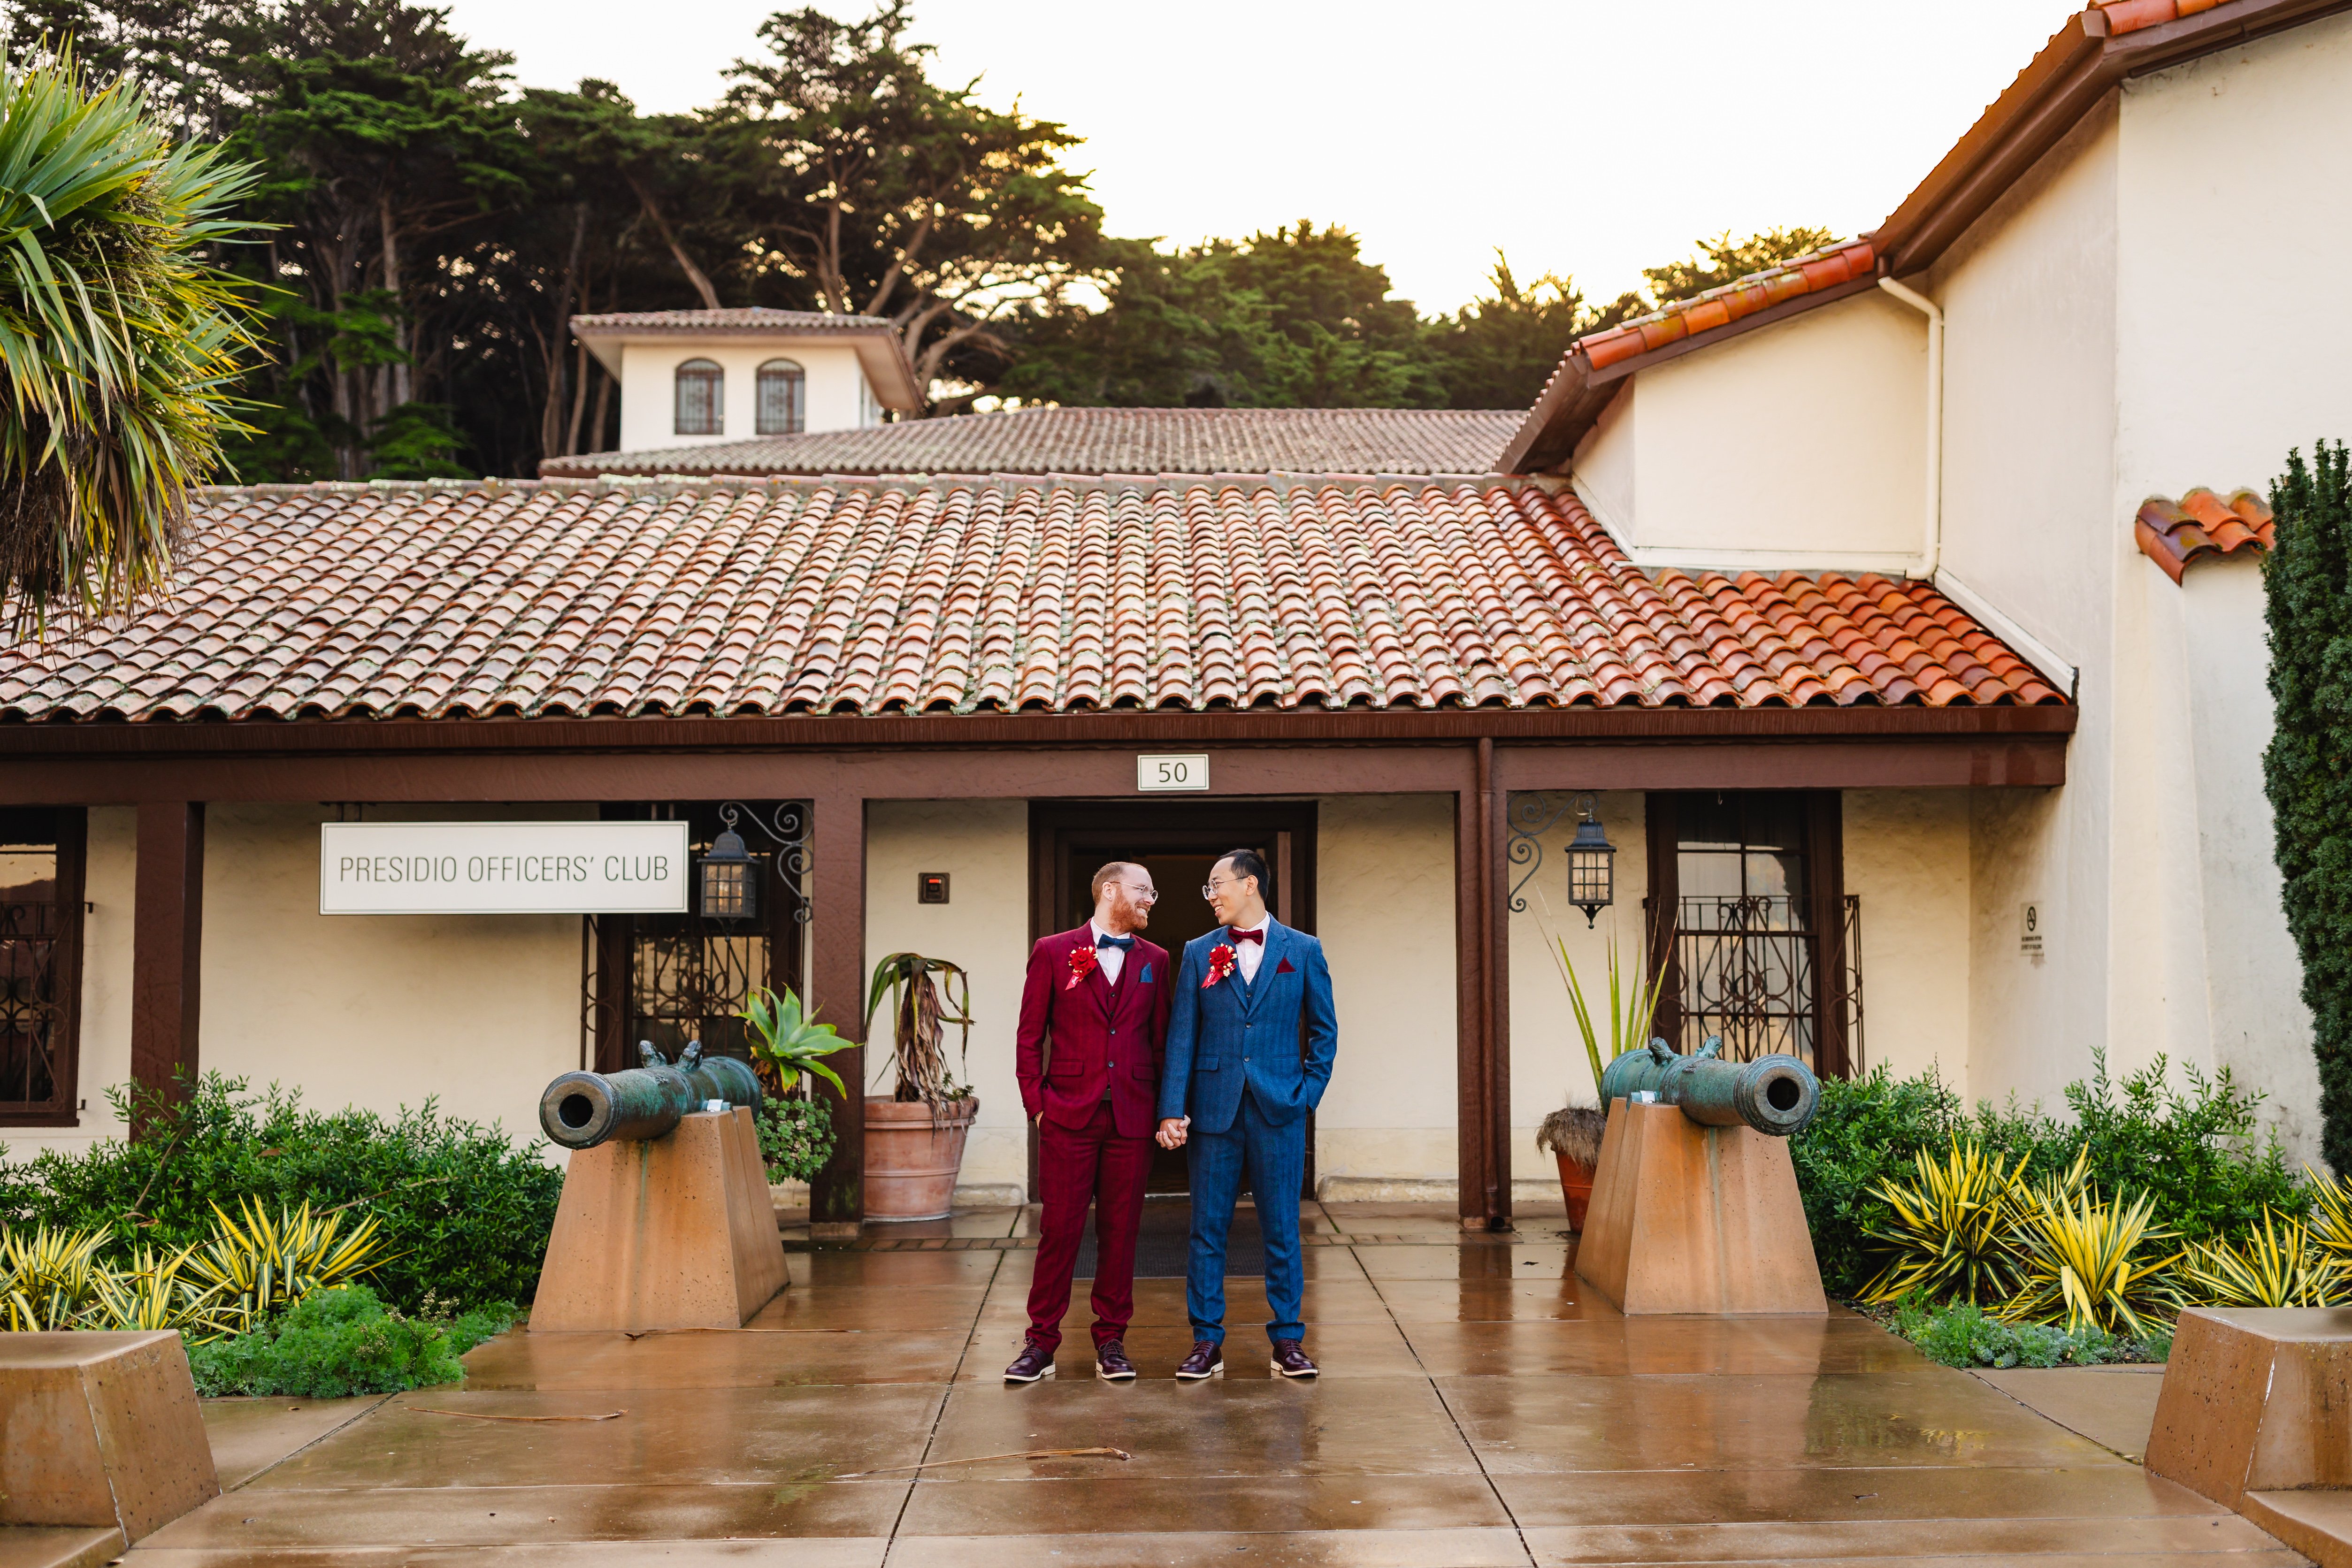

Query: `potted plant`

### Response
(738, 986, 853, 1199)
(1537, 933, 1666, 1232)
(860, 953, 977, 1221)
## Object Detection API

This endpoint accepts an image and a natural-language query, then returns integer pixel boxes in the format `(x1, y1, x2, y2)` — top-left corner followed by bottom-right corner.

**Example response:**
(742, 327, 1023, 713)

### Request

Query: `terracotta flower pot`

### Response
(1556, 1151, 1597, 1234)
(862, 1095, 978, 1222)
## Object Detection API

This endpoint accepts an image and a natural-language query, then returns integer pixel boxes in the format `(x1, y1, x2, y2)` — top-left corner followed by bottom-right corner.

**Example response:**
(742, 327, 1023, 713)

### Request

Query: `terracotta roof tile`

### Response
(2134, 487, 2274, 584)
(0, 477, 2065, 723)
(2093, 0, 2232, 34)
(543, 406, 1522, 481)
(1574, 240, 1879, 372)
(569, 307, 896, 336)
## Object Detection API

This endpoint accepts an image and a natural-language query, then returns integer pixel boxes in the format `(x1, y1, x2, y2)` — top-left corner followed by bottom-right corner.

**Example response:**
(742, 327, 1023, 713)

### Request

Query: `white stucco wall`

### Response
(861, 800, 1032, 1193)
(1570, 292, 1928, 572)
(6, 804, 583, 1164)
(1843, 789, 1971, 1094)
(1928, 97, 2122, 1118)
(1311, 794, 1464, 1188)
(616, 339, 878, 451)
(1503, 792, 1649, 1122)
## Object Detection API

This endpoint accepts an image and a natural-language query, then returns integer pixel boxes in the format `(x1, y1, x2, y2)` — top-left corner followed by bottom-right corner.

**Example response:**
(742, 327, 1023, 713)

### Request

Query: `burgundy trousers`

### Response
(1026, 1099, 1154, 1351)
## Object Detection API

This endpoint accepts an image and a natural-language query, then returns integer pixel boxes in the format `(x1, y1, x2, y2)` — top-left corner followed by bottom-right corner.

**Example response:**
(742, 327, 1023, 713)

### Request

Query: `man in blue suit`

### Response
(1156, 847, 1338, 1379)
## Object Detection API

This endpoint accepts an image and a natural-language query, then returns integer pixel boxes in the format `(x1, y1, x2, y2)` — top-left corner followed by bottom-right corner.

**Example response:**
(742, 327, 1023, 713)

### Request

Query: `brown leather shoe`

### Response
(1004, 1338, 1056, 1383)
(1174, 1339, 1224, 1379)
(1270, 1339, 1318, 1378)
(1094, 1339, 1136, 1380)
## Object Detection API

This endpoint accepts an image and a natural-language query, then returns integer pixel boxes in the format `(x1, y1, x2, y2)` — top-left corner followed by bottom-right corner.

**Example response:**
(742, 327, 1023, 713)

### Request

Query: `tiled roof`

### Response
(2135, 488, 2274, 584)
(1571, 241, 1878, 372)
(0, 477, 2064, 723)
(569, 308, 898, 336)
(2094, 0, 2233, 34)
(541, 408, 1524, 480)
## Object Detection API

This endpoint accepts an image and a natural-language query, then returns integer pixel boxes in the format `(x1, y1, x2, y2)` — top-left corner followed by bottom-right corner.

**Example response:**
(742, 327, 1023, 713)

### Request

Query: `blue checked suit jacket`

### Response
(1156, 919, 1338, 1135)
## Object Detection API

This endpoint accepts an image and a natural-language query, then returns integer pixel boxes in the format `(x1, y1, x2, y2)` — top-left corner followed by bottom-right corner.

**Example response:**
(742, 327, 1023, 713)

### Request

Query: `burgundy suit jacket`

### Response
(1015, 925, 1173, 1139)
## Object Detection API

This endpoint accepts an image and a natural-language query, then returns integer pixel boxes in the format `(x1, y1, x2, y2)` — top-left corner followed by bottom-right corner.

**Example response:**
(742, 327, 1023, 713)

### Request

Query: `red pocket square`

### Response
(1276, 958, 1296, 974)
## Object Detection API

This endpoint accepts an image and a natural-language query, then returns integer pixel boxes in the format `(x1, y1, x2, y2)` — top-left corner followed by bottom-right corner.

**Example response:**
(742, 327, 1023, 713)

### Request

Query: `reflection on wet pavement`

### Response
(127, 1203, 2305, 1566)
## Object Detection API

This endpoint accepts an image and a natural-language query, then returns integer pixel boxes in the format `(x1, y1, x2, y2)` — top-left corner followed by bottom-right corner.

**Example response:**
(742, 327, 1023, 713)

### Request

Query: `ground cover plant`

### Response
(187, 1286, 512, 1399)
(0, 1073, 561, 1312)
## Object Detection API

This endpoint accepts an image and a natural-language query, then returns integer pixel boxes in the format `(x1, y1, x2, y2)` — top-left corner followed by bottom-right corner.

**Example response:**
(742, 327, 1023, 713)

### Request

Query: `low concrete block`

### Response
(2243, 1490, 2352, 1568)
(530, 1106, 789, 1332)
(2147, 1306, 2352, 1509)
(1574, 1100, 1827, 1315)
(0, 1330, 219, 1543)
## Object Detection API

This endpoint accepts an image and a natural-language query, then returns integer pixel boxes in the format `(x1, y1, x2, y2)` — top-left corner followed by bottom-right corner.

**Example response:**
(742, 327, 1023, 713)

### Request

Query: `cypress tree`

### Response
(2264, 440, 2352, 1171)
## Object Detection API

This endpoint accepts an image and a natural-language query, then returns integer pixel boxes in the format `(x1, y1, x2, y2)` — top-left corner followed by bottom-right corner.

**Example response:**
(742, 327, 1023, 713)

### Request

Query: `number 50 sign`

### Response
(1137, 753, 1210, 792)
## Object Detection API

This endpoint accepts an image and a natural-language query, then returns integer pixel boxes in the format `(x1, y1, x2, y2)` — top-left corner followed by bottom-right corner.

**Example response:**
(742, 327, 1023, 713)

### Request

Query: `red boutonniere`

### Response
(1066, 945, 1099, 991)
(1203, 943, 1239, 989)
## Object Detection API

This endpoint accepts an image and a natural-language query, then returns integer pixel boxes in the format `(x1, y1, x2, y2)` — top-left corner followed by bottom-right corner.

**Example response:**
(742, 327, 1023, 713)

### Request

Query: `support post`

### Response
(807, 791, 866, 1234)
(130, 802, 203, 1127)
(1481, 739, 1511, 1229)
(1455, 758, 1487, 1230)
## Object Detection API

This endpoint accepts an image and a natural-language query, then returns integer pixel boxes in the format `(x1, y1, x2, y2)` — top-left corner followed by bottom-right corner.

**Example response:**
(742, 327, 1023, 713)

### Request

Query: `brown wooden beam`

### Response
(1454, 766, 1486, 1230)
(0, 733, 2069, 808)
(130, 802, 203, 1124)
(1482, 739, 1511, 1231)
(806, 791, 867, 1234)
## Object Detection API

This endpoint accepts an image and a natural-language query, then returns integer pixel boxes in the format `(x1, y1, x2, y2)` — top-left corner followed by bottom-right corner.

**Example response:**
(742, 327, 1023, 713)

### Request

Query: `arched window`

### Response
(674, 359, 723, 436)
(756, 359, 805, 436)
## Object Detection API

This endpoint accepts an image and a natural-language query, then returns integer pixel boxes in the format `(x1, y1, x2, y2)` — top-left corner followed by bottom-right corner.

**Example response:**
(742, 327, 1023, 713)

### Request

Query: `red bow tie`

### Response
(1232, 928, 1264, 945)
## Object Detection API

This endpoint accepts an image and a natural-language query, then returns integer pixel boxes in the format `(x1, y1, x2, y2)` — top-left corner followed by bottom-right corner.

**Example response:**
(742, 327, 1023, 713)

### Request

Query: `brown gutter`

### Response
(0, 704, 2075, 762)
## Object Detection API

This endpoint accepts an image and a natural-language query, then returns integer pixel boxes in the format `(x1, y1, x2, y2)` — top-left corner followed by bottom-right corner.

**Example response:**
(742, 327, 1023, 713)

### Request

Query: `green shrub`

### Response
(756, 1097, 835, 1183)
(185, 1284, 509, 1398)
(1892, 1300, 2158, 1369)
(0, 1074, 561, 1311)
(1794, 1051, 2302, 1296)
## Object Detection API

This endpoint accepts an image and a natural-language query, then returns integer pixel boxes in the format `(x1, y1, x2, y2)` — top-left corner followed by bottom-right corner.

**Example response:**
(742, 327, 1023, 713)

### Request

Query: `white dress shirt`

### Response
(1232, 914, 1272, 983)
(1089, 921, 1128, 984)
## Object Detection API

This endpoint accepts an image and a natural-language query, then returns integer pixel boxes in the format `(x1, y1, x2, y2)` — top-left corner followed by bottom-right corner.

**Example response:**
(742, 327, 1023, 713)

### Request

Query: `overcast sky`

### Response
(439, 0, 2073, 314)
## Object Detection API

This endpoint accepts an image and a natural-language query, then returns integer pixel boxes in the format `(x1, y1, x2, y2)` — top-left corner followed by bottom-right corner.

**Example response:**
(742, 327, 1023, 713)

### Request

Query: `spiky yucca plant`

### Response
(2184, 1209, 2339, 1308)
(0, 45, 261, 630)
(183, 1198, 398, 1333)
(2003, 1175, 2184, 1338)
(1860, 1138, 2033, 1307)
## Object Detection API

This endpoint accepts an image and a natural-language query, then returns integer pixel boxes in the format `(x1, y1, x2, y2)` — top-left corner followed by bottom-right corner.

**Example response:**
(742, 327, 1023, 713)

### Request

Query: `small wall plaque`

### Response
(918, 872, 950, 904)
(1137, 753, 1210, 792)
(2020, 901, 2044, 958)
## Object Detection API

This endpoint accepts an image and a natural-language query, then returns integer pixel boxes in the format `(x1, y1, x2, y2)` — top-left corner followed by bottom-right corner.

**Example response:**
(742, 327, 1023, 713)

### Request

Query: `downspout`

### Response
(1877, 276, 1943, 579)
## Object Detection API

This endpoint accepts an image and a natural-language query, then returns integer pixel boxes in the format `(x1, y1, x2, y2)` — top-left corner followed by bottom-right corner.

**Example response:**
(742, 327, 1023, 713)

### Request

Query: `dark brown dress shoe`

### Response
(1004, 1338, 1056, 1383)
(1095, 1339, 1136, 1380)
(1174, 1339, 1224, 1379)
(1270, 1339, 1318, 1378)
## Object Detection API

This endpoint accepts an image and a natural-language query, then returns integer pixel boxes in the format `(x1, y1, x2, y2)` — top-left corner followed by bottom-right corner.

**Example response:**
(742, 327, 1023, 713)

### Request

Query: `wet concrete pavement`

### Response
(119, 1202, 2303, 1566)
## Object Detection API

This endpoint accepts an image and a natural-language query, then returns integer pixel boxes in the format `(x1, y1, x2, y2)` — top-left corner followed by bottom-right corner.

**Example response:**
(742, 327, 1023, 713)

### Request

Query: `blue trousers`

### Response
(1184, 1091, 1306, 1344)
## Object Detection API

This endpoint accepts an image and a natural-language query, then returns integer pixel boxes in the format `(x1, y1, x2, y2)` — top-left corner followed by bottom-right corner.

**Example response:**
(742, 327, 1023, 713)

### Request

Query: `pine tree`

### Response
(2264, 440, 2352, 1170)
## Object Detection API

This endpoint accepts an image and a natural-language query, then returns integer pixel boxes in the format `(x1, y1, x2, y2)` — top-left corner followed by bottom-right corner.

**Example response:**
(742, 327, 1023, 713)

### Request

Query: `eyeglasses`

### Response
(1201, 878, 1236, 900)
(1120, 884, 1158, 904)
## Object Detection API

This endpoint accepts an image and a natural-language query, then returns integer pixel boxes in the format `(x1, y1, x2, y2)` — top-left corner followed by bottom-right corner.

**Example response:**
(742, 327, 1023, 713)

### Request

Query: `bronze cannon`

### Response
(538, 1040, 764, 1150)
(1597, 1037, 1820, 1138)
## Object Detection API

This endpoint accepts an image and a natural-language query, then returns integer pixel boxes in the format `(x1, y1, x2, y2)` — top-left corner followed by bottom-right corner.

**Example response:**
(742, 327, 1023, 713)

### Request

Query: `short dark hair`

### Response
(1217, 847, 1268, 895)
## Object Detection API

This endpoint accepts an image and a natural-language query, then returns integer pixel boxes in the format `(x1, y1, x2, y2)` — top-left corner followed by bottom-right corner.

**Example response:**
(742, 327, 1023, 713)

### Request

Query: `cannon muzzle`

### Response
(539, 1040, 764, 1150)
(1598, 1037, 1819, 1138)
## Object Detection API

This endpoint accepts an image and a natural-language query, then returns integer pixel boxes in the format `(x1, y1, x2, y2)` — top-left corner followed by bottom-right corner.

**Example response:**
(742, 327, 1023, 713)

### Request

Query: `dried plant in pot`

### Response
(1541, 931, 1666, 1232)
(859, 953, 977, 1222)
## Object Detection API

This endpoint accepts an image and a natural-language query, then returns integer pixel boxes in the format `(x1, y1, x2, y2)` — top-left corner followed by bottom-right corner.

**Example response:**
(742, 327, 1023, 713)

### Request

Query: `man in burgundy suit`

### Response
(1006, 862, 1174, 1382)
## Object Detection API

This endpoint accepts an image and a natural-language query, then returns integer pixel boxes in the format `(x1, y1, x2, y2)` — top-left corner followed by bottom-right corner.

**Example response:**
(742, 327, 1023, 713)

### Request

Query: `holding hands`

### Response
(1156, 1116, 1189, 1150)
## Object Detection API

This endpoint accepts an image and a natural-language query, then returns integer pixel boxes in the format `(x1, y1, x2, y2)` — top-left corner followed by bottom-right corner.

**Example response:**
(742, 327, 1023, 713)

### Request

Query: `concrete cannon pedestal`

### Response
(0, 1329, 219, 1560)
(530, 1106, 788, 1332)
(1573, 1099, 1828, 1315)
(2147, 1306, 2352, 1565)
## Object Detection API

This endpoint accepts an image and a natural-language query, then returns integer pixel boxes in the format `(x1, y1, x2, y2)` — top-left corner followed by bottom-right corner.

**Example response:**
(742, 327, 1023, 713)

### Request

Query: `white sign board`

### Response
(320, 821, 690, 915)
(2020, 901, 2044, 958)
(1137, 754, 1210, 792)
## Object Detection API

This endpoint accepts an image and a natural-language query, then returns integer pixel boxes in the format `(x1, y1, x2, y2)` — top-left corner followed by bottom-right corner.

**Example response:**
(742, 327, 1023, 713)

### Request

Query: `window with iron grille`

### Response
(0, 808, 85, 1126)
(673, 358, 723, 436)
(756, 359, 804, 436)
(1644, 791, 1861, 1077)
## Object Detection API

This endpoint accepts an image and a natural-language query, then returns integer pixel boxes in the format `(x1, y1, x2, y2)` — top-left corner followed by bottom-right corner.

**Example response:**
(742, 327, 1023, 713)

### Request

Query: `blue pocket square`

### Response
(1140, 963, 1153, 983)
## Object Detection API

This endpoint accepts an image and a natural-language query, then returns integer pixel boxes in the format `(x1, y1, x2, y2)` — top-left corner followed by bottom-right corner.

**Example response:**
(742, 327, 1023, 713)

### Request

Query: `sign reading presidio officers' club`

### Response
(318, 820, 690, 915)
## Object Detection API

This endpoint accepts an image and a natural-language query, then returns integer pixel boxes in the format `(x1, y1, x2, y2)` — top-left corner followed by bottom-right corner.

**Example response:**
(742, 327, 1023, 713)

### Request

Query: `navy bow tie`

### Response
(1096, 934, 1135, 949)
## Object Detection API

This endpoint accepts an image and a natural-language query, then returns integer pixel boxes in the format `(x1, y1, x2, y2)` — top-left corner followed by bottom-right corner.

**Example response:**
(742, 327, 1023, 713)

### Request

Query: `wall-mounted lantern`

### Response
(698, 828, 756, 920)
(1566, 794, 1616, 927)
